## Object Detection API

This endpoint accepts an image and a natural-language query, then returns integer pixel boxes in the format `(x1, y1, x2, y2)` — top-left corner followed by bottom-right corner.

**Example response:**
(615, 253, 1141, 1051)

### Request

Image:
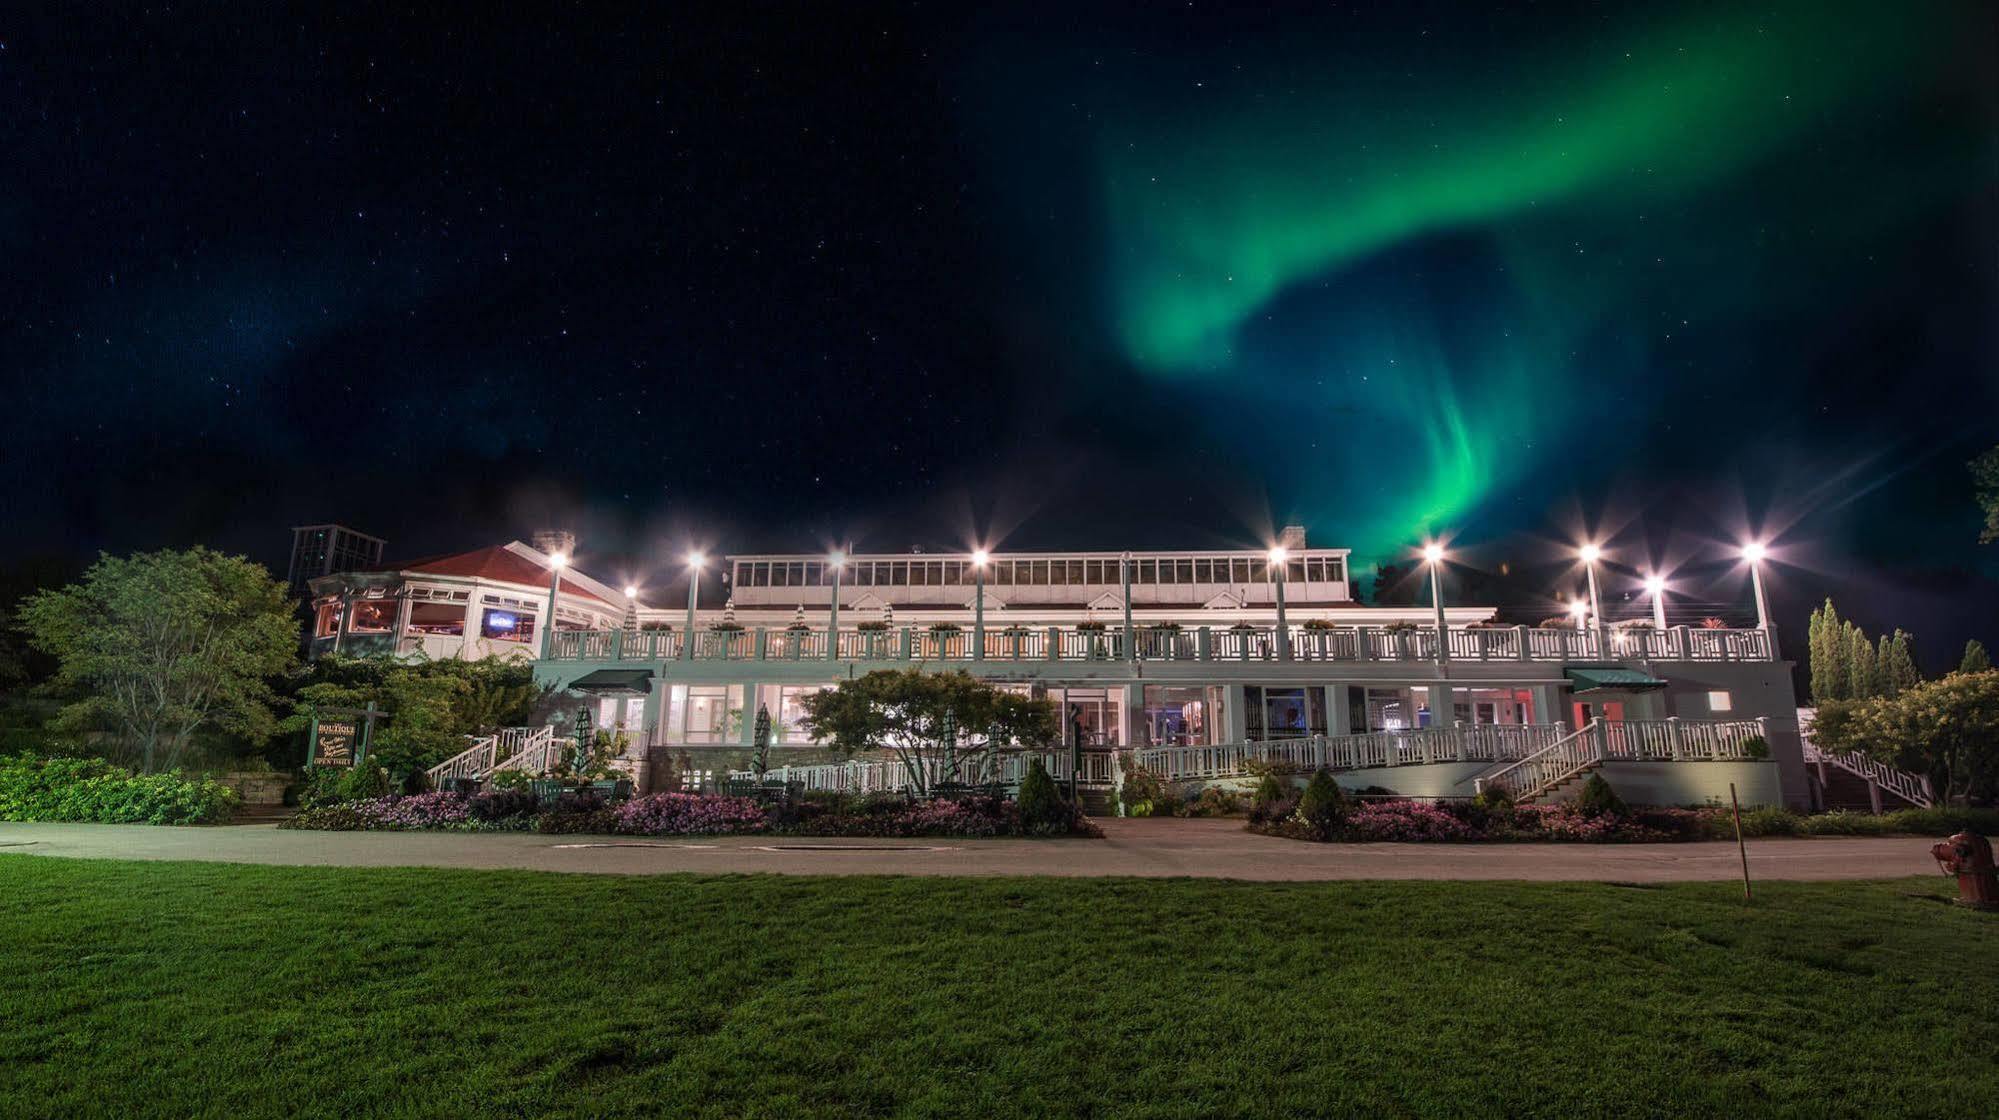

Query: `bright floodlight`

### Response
(686, 551, 706, 568)
(1643, 575, 1665, 596)
(549, 553, 568, 569)
(1567, 599, 1587, 618)
(1742, 541, 1768, 564)
(623, 585, 638, 598)
(828, 550, 845, 568)
(1268, 546, 1288, 565)
(1578, 543, 1601, 564)
(971, 549, 989, 567)
(1422, 543, 1445, 565)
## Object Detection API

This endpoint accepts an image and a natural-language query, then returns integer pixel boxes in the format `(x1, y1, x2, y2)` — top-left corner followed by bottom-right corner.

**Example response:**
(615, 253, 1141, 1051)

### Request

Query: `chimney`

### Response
(1278, 525, 1307, 550)
(532, 529, 576, 560)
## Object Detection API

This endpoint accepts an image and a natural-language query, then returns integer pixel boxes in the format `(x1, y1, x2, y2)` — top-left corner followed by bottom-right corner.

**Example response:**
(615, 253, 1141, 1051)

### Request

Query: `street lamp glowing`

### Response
(1741, 541, 1768, 565)
(1643, 575, 1665, 596)
(1422, 543, 1445, 565)
(970, 549, 989, 567)
(828, 551, 845, 569)
(1267, 546, 1287, 566)
(623, 585, 638, 599)
(1567, 599, 1587, 620)
(686, 551, 706, 569)
(1578, 543, 1601, 565)
(549, 553, 568, 569)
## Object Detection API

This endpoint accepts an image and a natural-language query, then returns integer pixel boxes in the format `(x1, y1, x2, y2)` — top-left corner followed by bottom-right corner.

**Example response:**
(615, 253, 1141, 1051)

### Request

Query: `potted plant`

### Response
(1301, 618, 1337, 630)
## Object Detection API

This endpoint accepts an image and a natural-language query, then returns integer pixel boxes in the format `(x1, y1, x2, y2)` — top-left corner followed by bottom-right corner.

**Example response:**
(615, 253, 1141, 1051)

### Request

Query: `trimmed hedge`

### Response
(0, 754, 240, 825)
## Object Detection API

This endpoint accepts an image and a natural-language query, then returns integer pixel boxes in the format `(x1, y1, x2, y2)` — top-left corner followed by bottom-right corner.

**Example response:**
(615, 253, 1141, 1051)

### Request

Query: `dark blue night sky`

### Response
(2, 2, 1995, 666)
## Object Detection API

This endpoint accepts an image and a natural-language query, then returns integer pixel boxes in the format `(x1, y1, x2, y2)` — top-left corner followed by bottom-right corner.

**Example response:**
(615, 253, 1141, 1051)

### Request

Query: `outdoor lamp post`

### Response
(1120, 550, 1135, 661)
(1269, 546, 1291, 661)
(540, 551, 567, 660)
(826, 551, 845, 660)
(1579, 543, 1608, 655)
(682, 552, 705, 660)
(1644, 574, 1668, 630)
(1423, 543, 1449, 663)
(1742, 541, 1772, 634)
(971, 549, 988, 660)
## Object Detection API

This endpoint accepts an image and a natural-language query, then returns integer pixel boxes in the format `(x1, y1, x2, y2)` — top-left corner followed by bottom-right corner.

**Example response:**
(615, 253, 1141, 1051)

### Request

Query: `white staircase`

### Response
(425, 726, 557, 787)
(1802, 742, 1932, 809)
(1471, 720, 1606, 804)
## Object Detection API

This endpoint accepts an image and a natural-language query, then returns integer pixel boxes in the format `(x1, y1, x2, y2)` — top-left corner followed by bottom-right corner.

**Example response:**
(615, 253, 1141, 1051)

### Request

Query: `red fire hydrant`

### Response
(1930, 831, 1999, 911)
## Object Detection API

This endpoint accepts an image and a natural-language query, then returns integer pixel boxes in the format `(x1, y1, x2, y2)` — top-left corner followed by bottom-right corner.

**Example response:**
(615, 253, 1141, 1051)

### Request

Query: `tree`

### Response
(1972, 445, 1999, 545)
(1844, 622, 1878, 701)
(1807, 599, 1850, 703)
(1811, 671, 1999, 805)
(1960, 639, 1992, 676)
(799, 669, 1056, 796)
(18, 548, 297, 772)
(1876, 630, 1920, 699)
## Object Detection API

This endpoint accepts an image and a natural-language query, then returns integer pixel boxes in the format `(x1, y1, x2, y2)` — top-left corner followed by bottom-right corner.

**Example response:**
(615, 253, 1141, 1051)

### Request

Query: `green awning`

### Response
(1564, 666, 1668, 694)
(568, 669, 653, 695)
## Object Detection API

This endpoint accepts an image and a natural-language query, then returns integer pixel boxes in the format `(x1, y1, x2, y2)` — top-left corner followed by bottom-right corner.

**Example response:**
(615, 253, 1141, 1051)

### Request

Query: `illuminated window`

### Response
(347, 601, 394, 634)
(481, 608, 535, 642)
(1707, 691, 1733, 712)
(314, 601, 341, 638)
(407, 602, 465, 636)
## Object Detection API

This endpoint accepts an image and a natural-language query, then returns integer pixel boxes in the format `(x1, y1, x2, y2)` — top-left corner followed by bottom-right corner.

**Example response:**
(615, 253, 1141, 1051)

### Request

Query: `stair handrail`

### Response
(1802, 741, 1933, 808)
(488, 725, 558, 777)
(1470, 719, 1604, 802)
(425, 734, 499, 786)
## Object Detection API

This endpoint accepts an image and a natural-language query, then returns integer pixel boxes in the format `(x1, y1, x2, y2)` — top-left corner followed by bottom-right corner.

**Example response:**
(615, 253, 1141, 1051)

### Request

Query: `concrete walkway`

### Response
(0, 818, 1941, 881)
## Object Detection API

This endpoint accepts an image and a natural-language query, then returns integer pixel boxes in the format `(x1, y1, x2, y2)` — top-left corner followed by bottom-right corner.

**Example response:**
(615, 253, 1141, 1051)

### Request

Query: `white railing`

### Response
(489, 725, 558, 776)
(1473, 721, 1605, 802)
(733, 749, 1118, 795)
(1133, 724, 1571, 782)
(1802, 741, 1934, 808)
(426, 734, 498, 786)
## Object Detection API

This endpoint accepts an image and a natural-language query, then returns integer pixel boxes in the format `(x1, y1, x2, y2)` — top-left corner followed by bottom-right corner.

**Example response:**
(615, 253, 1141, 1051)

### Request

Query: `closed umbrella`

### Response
(752, 703, 772, 777)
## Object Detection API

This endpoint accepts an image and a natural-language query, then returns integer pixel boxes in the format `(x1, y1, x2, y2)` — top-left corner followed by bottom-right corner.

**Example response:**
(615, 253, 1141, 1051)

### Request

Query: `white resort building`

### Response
(307, 529, 1818, 809)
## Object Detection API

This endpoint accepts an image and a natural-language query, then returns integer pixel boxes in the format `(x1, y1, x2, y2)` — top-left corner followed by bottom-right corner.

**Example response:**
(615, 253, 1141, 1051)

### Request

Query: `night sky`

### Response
(4, 3, 1995, 665)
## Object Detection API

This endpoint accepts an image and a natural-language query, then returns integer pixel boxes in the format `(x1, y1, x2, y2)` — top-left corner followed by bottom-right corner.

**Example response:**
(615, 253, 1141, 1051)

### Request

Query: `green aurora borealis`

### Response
(1065, 2, 1984, 558)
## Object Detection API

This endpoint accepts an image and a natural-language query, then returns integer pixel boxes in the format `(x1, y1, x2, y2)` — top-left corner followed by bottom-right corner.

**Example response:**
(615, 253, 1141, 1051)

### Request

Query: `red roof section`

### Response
(399, 546, 614, 606)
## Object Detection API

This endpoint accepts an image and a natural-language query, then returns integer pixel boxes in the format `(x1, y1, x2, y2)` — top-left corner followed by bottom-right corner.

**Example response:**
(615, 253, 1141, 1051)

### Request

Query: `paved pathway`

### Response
(0, 818, 1941, 881)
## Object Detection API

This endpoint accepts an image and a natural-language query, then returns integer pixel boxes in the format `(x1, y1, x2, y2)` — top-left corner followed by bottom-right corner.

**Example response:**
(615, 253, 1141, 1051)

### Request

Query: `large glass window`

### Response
(348, 600, 394, 634)
(683, 686, 736, 744)
(1244, 686, 1321, 740)
(407, 602, 465, 636)
(1048, 687, 1125, 747)
(1363, 687, 1410, 731)
(1140, 686, 1220, 748)
(481, 607, 534, 642)
(314, 601, 341, 638)
(766, 684, 829, 742)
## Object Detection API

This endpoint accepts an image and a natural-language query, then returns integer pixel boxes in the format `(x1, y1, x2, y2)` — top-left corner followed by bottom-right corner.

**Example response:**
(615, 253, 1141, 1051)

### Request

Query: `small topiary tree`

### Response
(1017, 758, 1066, 832)
(1252, 772, 1285, 809)
(1573, 772, 1628, 817)
(1295, 769, 1347, 835)
(1473, 780, 1514, 819)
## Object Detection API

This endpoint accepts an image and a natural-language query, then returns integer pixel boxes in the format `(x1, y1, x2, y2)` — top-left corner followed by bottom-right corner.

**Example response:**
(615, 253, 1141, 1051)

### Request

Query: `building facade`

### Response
(517, 535, 1807, 808)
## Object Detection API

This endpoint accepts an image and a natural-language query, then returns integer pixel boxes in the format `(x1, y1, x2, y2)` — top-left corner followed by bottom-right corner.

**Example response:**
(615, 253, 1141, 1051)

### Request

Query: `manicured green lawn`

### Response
(0, 858, 1992, 1118)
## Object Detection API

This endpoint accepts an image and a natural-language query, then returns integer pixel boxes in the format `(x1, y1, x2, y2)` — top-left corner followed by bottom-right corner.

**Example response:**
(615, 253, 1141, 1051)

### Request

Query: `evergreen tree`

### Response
(1961, 639, 1992, 676)
(1807, 599, 1849, 702)
(1877, 630, 1920, 698)
(1844, 622, 1879, 700)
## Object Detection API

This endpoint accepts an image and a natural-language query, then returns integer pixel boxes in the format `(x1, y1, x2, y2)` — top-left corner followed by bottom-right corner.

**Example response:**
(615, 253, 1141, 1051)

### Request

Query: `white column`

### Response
(1223, 685, 1249, 743)
(1122, 683, 1144, 749)
(1430, 682, 1457, 729)
(1327, 684, 1352, 738)
(462, 595, 482, 659)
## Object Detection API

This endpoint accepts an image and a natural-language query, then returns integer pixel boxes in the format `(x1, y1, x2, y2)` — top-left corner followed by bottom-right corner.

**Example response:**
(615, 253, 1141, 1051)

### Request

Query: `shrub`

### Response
(352, 792, 471, 830)
(1016, 759, 1064, 831)
(279, 804, 365, 830)
(613, 793, 768, 836)
(469, 787, 538, 822)
(0, 754, 240, 825)
(336, 764, 391, 804)
(533, 808, 618, 834)
(1739, 735, 1771, 760)
(1295, 770, 1347, 834)
(1572, 773, 1628, 818)
(1118, 753, 1164, 817)
(1252, 773, 1285, 810)
(1880, 806, 1999, 836)
(1340, 800, 1477, 842)
(486, 769, 533, 792)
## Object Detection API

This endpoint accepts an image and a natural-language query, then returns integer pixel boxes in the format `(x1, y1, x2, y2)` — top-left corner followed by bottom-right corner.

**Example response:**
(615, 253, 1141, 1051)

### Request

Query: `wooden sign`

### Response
(310, 718, 358, 767)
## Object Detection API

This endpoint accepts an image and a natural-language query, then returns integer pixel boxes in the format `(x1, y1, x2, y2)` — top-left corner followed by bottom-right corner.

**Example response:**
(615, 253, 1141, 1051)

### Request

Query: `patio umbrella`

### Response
(751, 703, 772, 777)
(939, 708, 957, 785)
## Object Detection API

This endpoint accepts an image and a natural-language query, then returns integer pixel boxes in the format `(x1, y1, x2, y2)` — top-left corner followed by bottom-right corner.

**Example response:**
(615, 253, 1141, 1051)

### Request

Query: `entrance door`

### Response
(1571, 699, 1625, 728)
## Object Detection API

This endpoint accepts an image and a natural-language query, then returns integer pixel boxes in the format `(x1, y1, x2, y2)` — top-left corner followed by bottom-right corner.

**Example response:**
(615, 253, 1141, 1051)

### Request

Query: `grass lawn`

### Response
(1, 858, 1993, 1118)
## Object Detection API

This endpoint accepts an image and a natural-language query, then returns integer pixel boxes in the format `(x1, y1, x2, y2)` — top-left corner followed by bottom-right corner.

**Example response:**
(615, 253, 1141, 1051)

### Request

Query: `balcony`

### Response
(545, 623, 1771, 665)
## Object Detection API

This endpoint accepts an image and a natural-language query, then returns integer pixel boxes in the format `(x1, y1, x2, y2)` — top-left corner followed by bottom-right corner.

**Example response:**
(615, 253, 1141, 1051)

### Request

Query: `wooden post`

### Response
(1729, 782, 1752, 902)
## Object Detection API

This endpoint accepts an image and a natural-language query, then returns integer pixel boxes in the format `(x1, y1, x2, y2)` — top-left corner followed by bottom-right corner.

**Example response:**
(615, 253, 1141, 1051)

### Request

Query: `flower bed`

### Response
(282, 788, 1102, 838)
(1247, 796, 1999, 844)
(0, 754, 241, 825)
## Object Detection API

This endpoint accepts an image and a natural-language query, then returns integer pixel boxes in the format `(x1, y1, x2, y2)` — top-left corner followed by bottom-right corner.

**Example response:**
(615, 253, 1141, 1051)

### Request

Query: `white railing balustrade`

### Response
(1473, 721, 1604, 801)
(1802, 740, 1934, 808)
(425, 725, 558, 785)
(543, 623, 1772, 664)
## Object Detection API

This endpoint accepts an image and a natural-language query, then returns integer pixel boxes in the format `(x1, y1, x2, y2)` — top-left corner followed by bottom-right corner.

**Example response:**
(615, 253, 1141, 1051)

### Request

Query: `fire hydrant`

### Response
(1930, 831, 1999, 911)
